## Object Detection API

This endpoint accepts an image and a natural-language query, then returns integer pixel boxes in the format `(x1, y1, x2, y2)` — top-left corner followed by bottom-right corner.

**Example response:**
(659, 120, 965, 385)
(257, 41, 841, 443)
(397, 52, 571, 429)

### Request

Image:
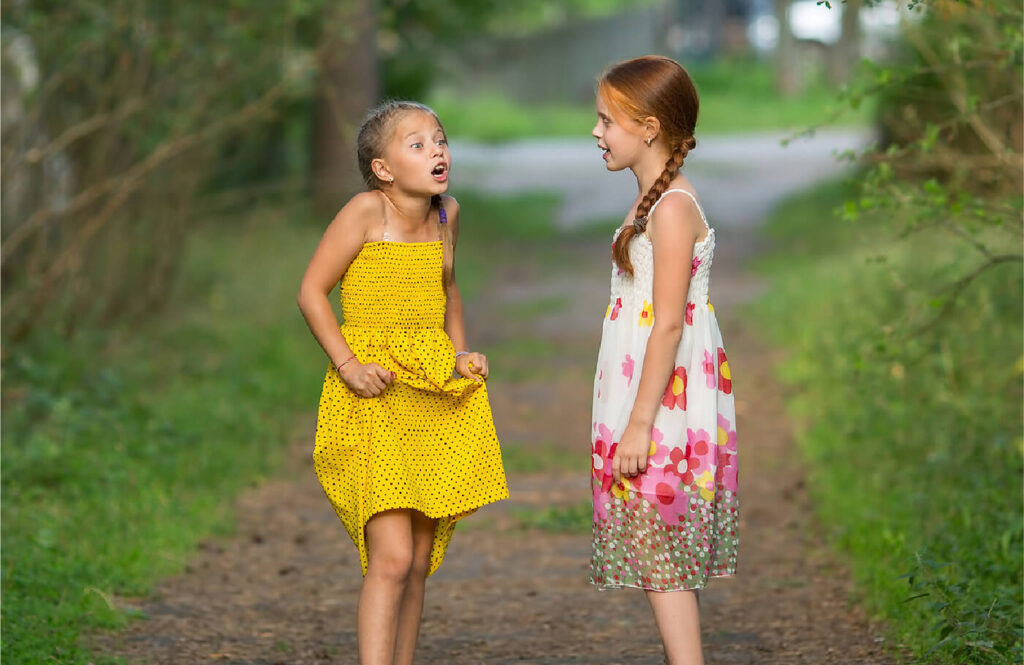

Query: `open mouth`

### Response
(431, 163, 448, 181)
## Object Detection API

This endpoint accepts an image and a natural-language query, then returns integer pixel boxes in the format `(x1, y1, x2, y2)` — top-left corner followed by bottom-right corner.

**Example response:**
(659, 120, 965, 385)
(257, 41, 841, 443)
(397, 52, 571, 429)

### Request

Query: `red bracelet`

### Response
(336, 355, 356, 373)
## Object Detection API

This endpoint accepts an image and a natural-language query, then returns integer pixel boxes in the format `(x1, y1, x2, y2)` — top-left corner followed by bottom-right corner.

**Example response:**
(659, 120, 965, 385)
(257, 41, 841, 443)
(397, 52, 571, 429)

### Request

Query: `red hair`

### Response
(599, 56, 699, 276)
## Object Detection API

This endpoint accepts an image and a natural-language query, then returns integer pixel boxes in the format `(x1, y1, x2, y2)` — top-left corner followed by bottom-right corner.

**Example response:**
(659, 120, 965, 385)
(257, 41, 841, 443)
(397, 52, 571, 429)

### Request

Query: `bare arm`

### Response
(442, 197, 488, 381)
(297, 192, 393, 397)
(612, 194, 704, 482)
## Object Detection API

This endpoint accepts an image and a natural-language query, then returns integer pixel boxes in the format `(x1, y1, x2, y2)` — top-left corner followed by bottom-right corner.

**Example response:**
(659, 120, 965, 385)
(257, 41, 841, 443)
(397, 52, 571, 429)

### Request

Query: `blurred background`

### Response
(2, 1, 1021, 663)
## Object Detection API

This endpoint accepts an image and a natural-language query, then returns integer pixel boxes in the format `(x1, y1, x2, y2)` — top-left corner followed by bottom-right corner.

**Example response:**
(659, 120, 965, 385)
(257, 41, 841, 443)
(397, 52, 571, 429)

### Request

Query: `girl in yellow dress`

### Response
(297, 100, 508, 665)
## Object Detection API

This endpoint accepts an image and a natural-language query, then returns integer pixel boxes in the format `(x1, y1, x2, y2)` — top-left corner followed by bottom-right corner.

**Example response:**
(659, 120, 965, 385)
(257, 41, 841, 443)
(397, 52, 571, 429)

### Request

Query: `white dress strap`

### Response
(648, 188, 710, 230)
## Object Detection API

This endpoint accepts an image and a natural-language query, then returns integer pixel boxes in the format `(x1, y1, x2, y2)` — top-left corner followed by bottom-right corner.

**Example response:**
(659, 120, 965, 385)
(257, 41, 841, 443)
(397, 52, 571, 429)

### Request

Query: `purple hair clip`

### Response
(439, 207, 448, 225)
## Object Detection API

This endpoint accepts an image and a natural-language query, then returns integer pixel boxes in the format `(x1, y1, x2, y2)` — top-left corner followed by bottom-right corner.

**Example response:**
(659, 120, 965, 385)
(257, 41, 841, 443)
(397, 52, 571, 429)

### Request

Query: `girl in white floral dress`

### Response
(590, 56, 738, 665)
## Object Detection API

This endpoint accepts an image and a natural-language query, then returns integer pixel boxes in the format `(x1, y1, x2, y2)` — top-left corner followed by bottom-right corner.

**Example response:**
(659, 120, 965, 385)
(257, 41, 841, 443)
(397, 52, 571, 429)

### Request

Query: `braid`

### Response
(612, 141, 691, 276)
(434, 194, 455, 289)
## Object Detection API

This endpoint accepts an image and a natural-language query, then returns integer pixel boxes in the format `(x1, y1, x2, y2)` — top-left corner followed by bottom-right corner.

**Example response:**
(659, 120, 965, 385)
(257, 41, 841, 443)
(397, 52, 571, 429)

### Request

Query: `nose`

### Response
(592, 122, 601, 139)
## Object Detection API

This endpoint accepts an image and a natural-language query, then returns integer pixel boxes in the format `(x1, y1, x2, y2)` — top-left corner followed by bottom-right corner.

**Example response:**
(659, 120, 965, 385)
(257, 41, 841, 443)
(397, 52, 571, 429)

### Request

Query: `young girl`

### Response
(297, 100, 508, 665)
(589, 56, 739, 664)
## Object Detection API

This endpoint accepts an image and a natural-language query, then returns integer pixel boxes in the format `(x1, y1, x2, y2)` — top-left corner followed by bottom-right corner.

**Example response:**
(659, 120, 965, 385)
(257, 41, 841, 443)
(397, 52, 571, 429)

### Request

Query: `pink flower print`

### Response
(631, 466, 688, 525)
(661, 366, 687, 410)
(717, 414, 737, 453)
(691, 256, 702, 276)
(666, 447, 700, 484)
(716, 462, 739, 493)
(592, 482, 610, 521)
(621, 354, 634, 386)
(685, 428, 717, 475)
(702, 350, 716, 388)
(647, 426, 668, 464)
(592, 424, 616, 487)
(716, 414, 738, 491)
(685, 302, 695, 325)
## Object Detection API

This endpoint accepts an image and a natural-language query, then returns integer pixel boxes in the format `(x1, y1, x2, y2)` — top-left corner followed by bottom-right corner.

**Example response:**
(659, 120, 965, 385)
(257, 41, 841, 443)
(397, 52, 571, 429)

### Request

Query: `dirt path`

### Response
(96, 228, 891, 664)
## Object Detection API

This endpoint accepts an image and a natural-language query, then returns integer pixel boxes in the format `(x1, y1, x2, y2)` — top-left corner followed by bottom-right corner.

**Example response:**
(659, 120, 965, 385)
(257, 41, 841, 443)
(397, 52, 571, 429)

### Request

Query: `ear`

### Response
(643, 116, 662, 142)
(371, 158, 393, 183)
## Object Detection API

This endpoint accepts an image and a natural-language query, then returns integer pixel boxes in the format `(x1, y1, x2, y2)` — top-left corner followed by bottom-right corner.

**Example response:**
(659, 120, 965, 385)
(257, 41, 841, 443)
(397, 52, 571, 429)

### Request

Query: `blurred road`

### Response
(452, 129, 871, 229)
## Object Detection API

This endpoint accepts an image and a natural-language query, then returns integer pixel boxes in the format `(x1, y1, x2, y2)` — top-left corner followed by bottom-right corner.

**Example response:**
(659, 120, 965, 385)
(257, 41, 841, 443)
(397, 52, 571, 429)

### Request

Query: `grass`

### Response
(501, 442, 583, 473)
(1, 207, 328, 664)
(752, 180, 1023, 663)
(512, 502, 593, 533)
(0, 190, 575, 664)
(431, 56, 872, 142)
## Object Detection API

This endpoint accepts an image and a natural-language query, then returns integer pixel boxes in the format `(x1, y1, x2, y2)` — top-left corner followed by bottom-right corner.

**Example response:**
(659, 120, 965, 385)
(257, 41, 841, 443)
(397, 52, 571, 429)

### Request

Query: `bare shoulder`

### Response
(329, 190, 384, 239)
(648, 189, 703, 244)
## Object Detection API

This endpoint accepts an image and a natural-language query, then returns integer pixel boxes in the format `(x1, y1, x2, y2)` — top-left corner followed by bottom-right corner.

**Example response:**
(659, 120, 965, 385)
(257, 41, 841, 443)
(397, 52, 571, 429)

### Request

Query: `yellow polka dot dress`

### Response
(313, 240, 508, 577)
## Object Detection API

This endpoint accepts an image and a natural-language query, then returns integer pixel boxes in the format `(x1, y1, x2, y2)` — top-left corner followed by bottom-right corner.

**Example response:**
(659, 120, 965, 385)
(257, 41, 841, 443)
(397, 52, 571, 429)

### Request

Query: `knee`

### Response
(367, 548, 414, 585)
(408, 549, 431, 579)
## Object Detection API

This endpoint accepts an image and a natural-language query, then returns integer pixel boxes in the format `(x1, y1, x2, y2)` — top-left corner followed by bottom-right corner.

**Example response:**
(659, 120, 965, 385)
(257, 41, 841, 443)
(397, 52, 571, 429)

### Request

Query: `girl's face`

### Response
(592, 93, 645, 172)
(378, 110, 450, 195)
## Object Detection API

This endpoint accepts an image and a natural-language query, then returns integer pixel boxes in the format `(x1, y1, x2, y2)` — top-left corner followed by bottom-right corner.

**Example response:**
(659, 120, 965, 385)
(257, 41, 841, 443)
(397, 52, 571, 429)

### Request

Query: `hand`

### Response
(455, 351, 488, 382)
(612, 420, 650, 484)
(339, 361, 394, 397)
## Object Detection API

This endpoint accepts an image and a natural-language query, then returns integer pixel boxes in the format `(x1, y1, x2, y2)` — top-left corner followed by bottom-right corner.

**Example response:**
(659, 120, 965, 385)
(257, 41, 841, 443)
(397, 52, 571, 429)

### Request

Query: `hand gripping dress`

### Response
(590, 189, 739, 591)
(314, 219, 508, 577)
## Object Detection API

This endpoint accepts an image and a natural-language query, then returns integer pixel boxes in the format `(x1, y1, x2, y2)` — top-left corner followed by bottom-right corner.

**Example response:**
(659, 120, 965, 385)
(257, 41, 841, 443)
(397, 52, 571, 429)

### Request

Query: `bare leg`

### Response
(393, 511, 437, 665)
(358, 510, 414, 665)
(645, 589, 705, 665)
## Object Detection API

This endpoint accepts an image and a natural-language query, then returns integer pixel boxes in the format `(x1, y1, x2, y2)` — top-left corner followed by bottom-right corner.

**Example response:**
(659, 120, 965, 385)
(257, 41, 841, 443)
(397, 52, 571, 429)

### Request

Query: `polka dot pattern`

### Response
(314, 241, 509, 577)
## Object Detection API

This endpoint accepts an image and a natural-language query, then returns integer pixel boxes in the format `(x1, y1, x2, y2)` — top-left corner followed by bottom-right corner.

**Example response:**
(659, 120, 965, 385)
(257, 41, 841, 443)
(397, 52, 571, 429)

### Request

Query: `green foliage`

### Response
(431, 57, 870, 142)
(1, 208, 326, 664)
(833, 0, 1023, 300)
(754, 180, 1023, 663)
(1, 1, 332, 341)
(378, 0, 657, 98)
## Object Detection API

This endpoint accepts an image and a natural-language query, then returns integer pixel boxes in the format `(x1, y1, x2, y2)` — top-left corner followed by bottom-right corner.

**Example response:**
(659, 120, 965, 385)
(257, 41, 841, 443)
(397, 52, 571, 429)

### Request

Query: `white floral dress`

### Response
(590, 188, 738, 591)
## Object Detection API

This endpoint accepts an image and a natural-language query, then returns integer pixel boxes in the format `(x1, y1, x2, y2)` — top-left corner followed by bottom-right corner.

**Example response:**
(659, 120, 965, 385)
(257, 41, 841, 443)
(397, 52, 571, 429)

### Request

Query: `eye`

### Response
(411, 142, 423, 149)
(437, 138, 448, 146)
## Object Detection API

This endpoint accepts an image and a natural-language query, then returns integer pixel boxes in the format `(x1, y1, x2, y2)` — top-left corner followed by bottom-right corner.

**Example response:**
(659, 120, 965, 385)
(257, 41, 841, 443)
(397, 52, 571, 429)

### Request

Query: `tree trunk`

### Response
(312, 0, 378, 216)
(830, 0, 862, 85)
(774, 0, 800, 95)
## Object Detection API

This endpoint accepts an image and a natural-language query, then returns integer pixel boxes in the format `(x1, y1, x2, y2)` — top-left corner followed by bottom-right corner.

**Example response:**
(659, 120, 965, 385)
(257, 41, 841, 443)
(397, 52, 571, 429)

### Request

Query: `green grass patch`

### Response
(431, 57, 871, 142)
(501, 442, 583, 473)
(753, 181, 1023, 663)
(1, 208, 327, 664)
(512, 501, 593, 533)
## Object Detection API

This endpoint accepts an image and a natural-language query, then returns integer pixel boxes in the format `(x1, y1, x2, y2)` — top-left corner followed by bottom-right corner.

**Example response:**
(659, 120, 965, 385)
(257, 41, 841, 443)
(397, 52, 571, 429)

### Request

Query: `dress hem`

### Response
(363, 490, 509, 524)
(589, 572, 735, 593)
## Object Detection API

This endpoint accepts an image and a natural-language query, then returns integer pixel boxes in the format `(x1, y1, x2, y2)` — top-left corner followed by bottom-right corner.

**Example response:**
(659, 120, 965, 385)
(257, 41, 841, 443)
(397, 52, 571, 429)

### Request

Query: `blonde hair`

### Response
(598, 56, 699, 277)
(356, 101, 454, 288)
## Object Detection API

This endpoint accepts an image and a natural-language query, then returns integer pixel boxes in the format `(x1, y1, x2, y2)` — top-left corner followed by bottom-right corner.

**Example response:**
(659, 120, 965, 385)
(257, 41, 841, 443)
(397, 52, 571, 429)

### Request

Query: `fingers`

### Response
(372, 364, 395, 385)
(476, 353, 489, 379)
(611, 455, 621, 484)
(345, 363, 396, 398)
